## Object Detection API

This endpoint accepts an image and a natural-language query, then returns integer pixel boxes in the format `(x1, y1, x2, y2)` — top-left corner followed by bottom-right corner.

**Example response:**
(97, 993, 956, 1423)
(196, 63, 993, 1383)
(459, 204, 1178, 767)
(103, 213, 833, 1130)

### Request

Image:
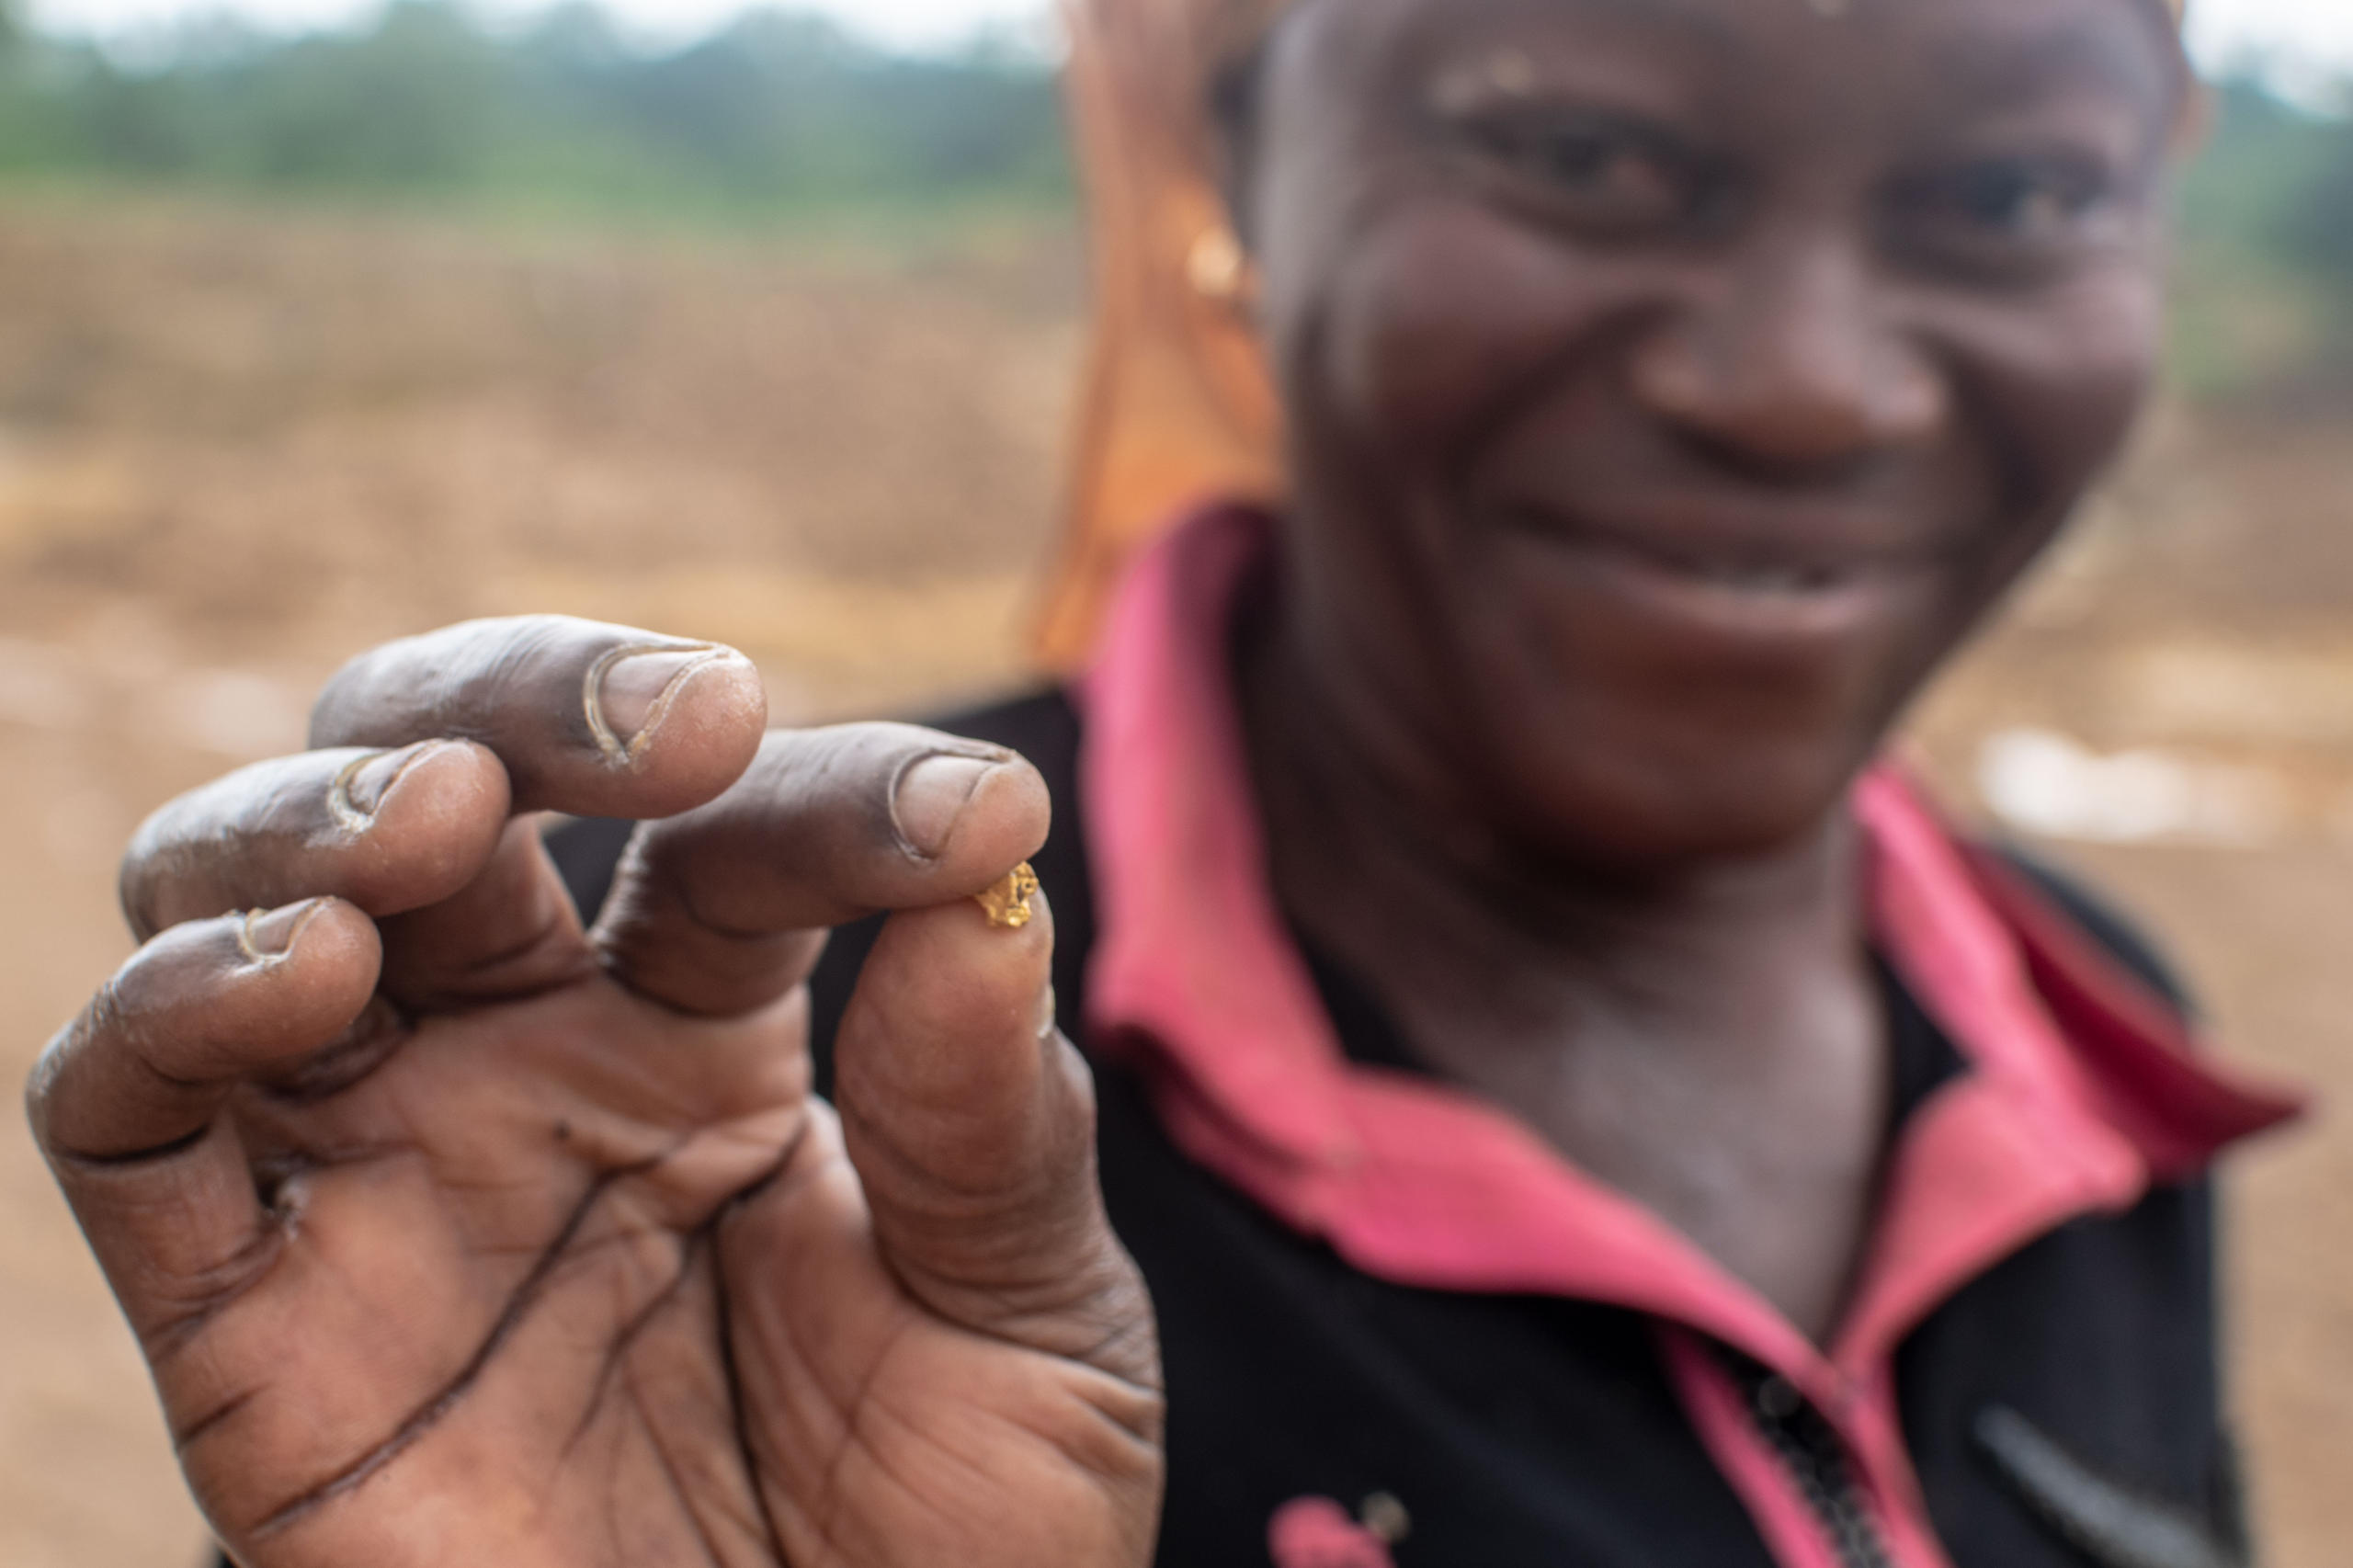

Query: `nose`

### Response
(1630, 237, 1946, 472)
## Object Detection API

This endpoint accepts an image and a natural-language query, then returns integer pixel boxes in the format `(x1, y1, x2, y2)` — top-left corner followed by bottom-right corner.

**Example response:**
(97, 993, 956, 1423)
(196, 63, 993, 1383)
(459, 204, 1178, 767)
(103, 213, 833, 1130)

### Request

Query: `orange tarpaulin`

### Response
(1036, 0, 1288, 671)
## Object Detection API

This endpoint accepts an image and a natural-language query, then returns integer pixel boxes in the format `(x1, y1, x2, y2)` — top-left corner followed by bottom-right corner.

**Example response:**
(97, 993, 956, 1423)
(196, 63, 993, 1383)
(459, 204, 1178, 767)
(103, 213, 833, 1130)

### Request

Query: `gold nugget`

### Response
(974, 861, 1040, 930)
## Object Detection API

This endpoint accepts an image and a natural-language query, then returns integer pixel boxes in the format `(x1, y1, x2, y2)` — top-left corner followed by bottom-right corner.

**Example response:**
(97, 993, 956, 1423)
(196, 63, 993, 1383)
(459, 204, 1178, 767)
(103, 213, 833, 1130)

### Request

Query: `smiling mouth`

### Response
(1500, 504, 1898, 598)
(1631, 551, 1852, 595)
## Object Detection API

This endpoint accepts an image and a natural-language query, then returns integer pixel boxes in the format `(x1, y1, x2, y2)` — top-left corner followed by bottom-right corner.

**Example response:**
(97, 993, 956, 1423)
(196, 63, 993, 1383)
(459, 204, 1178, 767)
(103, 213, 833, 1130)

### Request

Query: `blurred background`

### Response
(0, 1, 2346, 1562)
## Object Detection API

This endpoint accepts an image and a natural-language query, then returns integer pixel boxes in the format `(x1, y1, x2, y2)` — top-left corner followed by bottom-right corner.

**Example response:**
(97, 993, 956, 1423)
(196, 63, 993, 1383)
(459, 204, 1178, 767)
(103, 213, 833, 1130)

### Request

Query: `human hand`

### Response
(28, 618, 1162, 1568)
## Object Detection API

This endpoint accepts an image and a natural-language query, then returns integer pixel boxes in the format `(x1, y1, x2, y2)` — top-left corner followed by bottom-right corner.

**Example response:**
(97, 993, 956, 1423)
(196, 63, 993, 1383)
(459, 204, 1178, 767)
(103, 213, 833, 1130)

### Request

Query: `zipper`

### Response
(1719, 1350, 1896, 1568)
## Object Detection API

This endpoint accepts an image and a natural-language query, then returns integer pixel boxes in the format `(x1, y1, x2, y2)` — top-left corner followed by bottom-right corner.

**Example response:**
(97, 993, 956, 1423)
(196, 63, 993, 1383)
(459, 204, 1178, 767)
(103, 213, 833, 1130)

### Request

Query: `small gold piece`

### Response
(974, 862, 1040, 930)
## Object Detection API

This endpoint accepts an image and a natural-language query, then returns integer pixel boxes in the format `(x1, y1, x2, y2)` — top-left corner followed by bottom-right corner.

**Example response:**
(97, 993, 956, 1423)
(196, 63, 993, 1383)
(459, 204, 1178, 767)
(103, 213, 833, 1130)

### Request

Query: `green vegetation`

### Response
(2169, 77, 2353, 399)
(0, 1, 2346, 395)
(0, 1, 1071, 226)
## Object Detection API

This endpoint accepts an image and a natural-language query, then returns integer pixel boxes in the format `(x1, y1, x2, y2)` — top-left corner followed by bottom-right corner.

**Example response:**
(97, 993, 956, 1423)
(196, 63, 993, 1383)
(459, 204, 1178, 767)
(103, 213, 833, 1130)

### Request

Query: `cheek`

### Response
(1944, 268, 2163, 515)
(1290, 201, 1617, 486)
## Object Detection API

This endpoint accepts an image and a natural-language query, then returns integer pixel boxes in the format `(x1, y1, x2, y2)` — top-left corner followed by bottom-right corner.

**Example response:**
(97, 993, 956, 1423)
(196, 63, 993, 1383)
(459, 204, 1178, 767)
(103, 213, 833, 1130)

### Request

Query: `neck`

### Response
(1235, 574, 1893, 1344)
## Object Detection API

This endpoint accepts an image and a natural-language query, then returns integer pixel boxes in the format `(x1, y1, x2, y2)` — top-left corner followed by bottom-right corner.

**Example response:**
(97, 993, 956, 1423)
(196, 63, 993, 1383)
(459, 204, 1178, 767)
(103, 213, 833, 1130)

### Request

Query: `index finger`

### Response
(309, 617, 768, 820)
(594, 723, 1052, 1017)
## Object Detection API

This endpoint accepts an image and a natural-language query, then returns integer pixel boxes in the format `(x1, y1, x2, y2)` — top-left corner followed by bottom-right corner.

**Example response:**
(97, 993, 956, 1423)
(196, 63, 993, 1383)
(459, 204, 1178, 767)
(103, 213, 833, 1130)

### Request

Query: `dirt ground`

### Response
(0, 197, 2345, 1567)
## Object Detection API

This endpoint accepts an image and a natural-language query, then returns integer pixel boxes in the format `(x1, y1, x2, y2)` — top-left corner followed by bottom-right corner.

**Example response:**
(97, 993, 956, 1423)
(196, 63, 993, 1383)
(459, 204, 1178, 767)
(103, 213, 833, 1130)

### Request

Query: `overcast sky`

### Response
(25, 0, 2353, 82)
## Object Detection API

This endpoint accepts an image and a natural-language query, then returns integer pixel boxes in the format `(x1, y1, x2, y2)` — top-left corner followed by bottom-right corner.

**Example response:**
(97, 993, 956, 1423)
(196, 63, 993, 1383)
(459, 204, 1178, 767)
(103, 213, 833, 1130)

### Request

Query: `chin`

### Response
(1468, 687, 1887, 871)
(1534, 773, 1854, 871)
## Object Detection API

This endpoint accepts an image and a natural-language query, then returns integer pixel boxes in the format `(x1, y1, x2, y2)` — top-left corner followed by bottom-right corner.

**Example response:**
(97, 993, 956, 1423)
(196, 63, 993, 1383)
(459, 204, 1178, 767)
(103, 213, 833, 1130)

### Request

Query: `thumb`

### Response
(832, 884, 1154, 1385)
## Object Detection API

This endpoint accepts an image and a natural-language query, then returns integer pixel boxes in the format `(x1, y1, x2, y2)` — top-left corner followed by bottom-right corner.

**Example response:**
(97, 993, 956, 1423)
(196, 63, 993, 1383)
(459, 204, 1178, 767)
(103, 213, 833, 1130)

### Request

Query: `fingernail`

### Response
(333, 741, 442, 829)
(591, 645, 718, 760)
(892, 753, 997, 858)
(240, 899, 324, 963)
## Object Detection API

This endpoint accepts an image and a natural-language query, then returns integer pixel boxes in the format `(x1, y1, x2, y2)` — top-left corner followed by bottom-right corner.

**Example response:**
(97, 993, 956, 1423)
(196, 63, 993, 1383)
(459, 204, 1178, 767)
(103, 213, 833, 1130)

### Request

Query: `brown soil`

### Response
(0, 195, 2346, 1567)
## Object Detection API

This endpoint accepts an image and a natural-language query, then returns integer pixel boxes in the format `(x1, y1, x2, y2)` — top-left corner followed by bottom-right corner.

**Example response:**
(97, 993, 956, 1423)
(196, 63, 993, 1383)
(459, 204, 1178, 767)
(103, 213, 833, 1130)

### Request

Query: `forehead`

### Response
(1273, 0, 2179, 131)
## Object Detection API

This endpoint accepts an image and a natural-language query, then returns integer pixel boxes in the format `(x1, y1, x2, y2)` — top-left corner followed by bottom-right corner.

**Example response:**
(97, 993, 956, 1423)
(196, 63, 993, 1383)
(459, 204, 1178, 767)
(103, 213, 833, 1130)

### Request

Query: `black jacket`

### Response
(541, 688, 2251, 1568)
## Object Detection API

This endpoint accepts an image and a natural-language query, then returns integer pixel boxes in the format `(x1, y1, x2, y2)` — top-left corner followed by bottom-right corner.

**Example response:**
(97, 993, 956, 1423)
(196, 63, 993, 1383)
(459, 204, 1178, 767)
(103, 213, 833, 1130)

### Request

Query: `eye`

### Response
(1884, 153, 2122, 275)
(1445, 108, 1717, 238)
(1947, 160, 2102, 236)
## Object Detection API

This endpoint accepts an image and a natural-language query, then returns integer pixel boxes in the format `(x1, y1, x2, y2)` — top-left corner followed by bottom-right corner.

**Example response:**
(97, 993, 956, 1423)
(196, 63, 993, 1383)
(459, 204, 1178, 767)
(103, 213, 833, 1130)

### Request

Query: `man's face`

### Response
(1240, 0, 2182, 864)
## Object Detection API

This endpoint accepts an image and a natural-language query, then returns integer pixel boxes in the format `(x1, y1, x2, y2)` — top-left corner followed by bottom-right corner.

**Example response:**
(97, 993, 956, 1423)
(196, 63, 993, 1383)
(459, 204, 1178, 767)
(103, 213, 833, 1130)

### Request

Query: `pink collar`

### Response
(1076, 502, 2302, 1392)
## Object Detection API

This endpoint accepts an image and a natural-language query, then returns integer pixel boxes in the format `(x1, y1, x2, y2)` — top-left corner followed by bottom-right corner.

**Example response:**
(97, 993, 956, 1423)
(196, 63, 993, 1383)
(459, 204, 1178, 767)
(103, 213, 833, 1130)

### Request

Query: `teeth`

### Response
(1689, 562, 1827, 592)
